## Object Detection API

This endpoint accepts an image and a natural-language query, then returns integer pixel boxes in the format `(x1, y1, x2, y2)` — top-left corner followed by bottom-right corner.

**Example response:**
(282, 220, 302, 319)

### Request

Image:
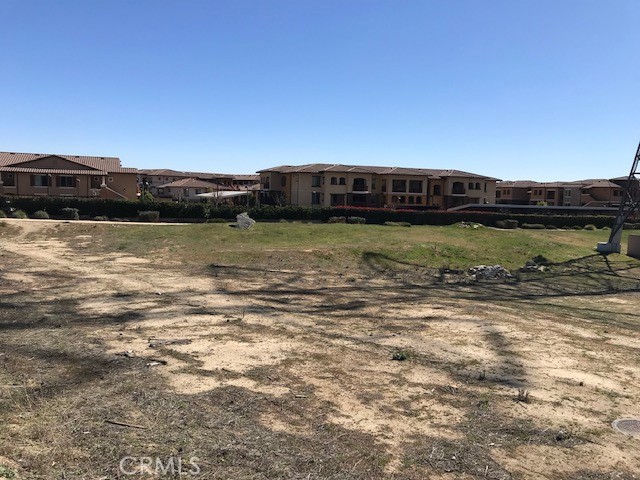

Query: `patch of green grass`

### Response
(44, 222, 640, 272)
(0, 466, 16, 479)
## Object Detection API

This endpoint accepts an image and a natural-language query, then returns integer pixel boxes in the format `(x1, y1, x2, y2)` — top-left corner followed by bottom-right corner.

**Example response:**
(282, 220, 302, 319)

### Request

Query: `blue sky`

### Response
(1, 0, 639, 180)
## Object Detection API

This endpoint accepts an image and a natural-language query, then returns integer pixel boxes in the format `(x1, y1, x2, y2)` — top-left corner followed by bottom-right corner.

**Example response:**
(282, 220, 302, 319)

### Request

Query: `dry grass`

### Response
(0, 219, 639, 479)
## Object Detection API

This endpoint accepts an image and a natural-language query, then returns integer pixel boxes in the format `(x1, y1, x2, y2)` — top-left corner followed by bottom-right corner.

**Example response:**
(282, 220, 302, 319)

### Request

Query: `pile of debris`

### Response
(467, 264, 513, 281)
(456, 221, 484, 229)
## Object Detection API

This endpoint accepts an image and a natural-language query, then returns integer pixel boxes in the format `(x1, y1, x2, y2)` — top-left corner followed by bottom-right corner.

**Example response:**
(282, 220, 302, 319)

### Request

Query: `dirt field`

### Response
(1, 219, 639, 479)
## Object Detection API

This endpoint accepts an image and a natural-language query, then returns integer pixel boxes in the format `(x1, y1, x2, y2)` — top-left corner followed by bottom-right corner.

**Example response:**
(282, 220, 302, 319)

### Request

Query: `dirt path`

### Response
(1, 219, 639, 478)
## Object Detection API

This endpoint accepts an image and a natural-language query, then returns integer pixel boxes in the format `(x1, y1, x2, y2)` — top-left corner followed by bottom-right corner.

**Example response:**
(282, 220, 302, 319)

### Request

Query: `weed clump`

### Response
(391, 350, 410, 361)
(10, 209, 27, 219)
(516, 388, 531, 403)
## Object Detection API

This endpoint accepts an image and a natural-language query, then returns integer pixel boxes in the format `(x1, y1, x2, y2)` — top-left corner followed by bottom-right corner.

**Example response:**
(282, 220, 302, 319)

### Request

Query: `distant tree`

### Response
(140, 190, 154, 203)
(536, 201, 548, 206)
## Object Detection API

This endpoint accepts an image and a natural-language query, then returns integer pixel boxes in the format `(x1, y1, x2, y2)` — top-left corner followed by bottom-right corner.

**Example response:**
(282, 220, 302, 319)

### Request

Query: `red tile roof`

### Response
(158, 177, 234, 189)
(257, 164, 499, 180)
(0, 167, 108, 175)
(0, 151, 137, 173)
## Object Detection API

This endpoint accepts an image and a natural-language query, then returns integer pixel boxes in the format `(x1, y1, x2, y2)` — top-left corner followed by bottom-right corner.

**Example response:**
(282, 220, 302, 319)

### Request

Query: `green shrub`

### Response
(347, 216, 366, 224)
(496, 219, 518, 229)
(93, 216, 109, 221)
(31, 210, 50, 219)
(328, 216, 347, 224)
(60, 207, 79, 220)
(0, 210, 6, 218)
(571, 225, 583, 230)
(10, 209, 27, 219)
(583, 224, 597, 231)
(521, 223, 546, 229)
(138, 210, 160, 222)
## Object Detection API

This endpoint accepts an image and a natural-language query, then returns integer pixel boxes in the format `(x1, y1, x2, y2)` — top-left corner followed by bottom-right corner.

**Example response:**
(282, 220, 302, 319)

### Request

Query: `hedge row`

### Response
(0, 196, 627, 228)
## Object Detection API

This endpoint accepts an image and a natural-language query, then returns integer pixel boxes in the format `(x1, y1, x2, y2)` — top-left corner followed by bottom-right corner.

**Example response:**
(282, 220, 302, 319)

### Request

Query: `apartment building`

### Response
(258, 164, 498, 209)
(496, 179, 624, 207)
(139, 169, 260, 201)
(0, 151, 138, 200)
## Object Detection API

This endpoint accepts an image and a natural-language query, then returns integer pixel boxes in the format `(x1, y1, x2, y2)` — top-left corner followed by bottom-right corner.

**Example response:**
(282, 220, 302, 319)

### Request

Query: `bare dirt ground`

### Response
(1, 219, 639, 479)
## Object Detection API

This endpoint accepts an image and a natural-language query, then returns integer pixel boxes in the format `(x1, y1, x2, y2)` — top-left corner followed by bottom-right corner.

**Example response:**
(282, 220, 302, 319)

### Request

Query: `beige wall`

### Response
(260, 171, 497, 209)
(0, 172, 138, 200)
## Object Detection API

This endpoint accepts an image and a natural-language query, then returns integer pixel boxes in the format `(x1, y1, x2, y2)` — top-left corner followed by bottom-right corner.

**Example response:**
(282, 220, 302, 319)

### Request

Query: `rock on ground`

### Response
(236, 212, 256, 229)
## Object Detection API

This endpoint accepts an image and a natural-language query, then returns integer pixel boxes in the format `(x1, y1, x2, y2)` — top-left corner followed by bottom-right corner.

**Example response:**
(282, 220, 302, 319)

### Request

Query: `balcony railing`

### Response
(352, 184, 368, 192)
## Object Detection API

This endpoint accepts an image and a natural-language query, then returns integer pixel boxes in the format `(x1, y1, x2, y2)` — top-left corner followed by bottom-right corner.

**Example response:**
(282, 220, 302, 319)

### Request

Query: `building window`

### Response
(339, 177, 346, 185)
(475, 182, 481, 190)
(263, 177, 270, 189)
(353, 178, 367, 191)
(564, 190, 571, 197)
(408, 196, 415, 204)
(330, 193, 345, 206)
(311, 192, 321, 204)
(416, 196, 422, 204)
(468, 182, 474, 190)
(281, 176, 286, 187)
(547, 191, 556, 200)
(330, 177, 337, 185)
(57, 176, 75, 188)
(1, 173, 15, 186)
(433, 185, 442, 195)
(195, 189, 202, 195)
(31, 175, 50, 187)
(183, 189, 189, 196)
(371, 179, 376, 190)
(312, 176, 322, 187)
(613, 190, 621, 196)
(392, 179, 406, 192)
(397, 195, 406, 203)
(452, 182, 465, 195)
(409, 180, 422, 193)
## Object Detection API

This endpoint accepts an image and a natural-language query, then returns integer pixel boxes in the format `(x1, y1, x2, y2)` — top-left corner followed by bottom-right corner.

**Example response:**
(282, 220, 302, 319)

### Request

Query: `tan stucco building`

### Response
(0, 151, 138, 200)
(258, 164, 498, 209)
(496, 179, 624, 207)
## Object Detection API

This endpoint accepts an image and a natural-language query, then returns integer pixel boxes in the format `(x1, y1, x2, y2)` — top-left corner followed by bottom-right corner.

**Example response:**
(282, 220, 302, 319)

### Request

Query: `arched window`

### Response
(339, 177, 346, 185)
(475, 182, 481, 190)
(433, 185, 442, 195)
(330, 177, 337, 185)
(452, 182, 465, 194)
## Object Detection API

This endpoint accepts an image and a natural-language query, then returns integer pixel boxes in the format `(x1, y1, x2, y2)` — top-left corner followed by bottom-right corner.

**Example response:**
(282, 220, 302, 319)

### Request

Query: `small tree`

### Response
(140, 191, 154, 203)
